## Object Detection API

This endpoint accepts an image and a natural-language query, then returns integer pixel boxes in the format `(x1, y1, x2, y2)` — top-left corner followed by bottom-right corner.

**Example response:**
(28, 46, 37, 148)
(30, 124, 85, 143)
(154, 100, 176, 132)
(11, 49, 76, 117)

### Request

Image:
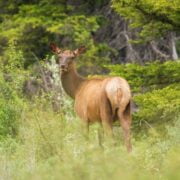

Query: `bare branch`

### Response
(150, 41, 170, 60)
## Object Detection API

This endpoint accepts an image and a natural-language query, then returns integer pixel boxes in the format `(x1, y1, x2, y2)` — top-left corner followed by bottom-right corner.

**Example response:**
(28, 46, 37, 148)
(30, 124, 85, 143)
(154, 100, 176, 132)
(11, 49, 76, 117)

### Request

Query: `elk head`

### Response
(50, 43, 86, 73)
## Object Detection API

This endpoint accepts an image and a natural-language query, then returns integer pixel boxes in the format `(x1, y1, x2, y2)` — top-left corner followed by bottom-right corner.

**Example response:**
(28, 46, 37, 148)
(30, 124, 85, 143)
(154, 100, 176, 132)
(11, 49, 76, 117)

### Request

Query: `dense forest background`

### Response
(1, 0, 180, 67)
(0, 0, 180, 179)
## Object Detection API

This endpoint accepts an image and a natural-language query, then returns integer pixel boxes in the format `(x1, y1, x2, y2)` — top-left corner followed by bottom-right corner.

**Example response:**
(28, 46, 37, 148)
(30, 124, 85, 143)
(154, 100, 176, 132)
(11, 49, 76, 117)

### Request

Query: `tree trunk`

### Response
(93, 4, 179, 63)
(170, 32, 178, 60)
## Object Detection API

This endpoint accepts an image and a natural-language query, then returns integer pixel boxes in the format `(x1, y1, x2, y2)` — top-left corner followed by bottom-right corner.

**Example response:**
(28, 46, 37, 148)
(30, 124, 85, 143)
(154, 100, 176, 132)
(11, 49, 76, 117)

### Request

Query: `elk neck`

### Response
(60, 61, 85, 99)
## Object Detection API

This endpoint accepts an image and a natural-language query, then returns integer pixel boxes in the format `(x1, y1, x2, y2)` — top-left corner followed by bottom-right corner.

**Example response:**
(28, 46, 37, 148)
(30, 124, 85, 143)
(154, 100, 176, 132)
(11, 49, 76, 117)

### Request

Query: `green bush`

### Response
(107, 61, 180, 92)
(107, 61, 180, 134)
(133, 85, 180, 132)
(0, 75, 23, 139)
(0, 101, 20, 138)
(0, 43, 26, 139)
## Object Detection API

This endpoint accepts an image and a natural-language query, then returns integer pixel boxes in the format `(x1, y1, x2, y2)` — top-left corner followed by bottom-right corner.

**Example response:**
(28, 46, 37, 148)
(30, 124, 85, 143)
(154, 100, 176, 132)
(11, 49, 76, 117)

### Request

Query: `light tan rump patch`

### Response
(105, 77, 131, 112)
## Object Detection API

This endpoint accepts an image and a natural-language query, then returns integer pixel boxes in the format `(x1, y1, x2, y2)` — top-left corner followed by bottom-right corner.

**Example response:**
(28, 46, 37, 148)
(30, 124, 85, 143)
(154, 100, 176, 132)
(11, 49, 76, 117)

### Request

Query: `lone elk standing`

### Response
(51, 44, 132, 152)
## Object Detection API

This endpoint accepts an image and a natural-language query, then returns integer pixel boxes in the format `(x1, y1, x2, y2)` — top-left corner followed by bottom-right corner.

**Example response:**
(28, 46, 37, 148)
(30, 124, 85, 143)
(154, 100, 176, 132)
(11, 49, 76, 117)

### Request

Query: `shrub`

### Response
(107, 61, 180, 92)
(133, 85, 180, 132)
(0, 101, 20, 138)
(0, 43, 25, 139)
(0, 75, 23, 139)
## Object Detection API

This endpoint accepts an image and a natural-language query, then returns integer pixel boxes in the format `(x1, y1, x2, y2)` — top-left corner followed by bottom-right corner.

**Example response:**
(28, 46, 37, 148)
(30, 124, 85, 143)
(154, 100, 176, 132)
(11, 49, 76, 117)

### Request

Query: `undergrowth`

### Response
(0, 99, 179, 180)
(0, 55, 180, 179)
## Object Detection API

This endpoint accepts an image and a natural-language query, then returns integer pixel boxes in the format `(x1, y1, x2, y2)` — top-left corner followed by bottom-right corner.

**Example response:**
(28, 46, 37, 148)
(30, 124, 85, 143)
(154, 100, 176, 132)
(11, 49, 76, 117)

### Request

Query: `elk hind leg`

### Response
(97, 124, 104, 148)
(81, 119, 89, 140)
(118, 101, 132, 152)
(100, 96, 113, 138)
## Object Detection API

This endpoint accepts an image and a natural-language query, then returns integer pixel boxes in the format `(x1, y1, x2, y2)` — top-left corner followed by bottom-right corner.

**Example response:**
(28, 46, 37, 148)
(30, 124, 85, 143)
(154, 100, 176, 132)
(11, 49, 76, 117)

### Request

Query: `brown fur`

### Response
(51, 44, 132, 152)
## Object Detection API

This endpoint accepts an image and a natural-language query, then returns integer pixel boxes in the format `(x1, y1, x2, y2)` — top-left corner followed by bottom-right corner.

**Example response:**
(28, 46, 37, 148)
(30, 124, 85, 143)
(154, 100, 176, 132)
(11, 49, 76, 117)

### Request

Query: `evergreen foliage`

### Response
(112, 0, 180, 41)
(0, 0, 111, 68)
(108, 61, 180, 92)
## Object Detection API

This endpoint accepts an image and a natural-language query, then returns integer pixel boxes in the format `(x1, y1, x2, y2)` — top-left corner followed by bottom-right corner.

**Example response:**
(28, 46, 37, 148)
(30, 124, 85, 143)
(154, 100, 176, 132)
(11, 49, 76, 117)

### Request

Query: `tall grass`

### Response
(0, 96, 179, 180)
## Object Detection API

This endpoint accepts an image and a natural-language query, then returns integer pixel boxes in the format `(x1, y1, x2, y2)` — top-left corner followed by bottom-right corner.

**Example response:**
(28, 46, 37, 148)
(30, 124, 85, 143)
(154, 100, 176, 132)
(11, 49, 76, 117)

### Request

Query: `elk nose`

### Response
(61, 65, 65, 68)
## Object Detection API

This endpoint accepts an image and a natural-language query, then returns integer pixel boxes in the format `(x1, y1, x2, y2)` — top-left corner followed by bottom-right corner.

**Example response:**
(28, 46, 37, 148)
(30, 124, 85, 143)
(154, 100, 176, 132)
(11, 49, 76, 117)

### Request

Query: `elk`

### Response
(50, 44, 132, 152)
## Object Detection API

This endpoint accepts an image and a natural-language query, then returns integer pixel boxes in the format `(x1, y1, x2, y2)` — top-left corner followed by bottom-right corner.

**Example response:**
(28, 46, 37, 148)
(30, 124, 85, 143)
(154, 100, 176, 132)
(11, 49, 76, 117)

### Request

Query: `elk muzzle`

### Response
(60, 64, 68, 72)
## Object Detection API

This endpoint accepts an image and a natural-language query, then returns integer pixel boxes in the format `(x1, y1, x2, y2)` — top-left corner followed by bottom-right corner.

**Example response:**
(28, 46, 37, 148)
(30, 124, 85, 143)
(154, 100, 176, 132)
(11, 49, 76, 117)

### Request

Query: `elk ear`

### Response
(73, 46, 86, 56)
(50, 43, 62, 54)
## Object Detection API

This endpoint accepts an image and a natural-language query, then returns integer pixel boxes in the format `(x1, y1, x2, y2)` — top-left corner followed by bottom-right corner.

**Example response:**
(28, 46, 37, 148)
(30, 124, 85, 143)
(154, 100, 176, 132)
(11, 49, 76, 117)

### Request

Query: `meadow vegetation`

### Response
(0, 45, 179, 179)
